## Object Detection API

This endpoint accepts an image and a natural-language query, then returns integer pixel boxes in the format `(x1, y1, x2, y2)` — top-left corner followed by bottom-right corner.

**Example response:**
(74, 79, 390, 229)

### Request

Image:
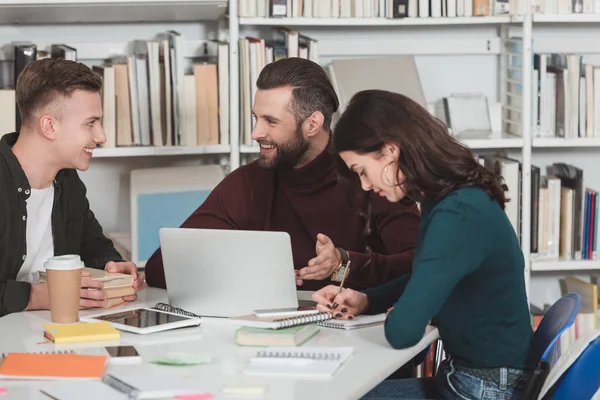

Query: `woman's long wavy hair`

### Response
(333, 89, 508, 215)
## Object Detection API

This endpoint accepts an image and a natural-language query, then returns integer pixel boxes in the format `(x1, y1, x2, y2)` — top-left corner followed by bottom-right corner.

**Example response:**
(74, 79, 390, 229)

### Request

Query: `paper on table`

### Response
(40, 381, 129, 400)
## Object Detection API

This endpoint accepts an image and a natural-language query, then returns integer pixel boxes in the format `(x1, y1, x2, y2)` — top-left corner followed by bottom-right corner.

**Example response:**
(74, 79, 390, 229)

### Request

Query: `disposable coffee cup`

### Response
(44, 255, 84, 323)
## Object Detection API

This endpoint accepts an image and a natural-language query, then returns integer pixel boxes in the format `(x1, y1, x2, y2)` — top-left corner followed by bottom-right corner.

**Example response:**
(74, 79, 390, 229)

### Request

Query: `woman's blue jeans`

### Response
(362, 358, 530, 400)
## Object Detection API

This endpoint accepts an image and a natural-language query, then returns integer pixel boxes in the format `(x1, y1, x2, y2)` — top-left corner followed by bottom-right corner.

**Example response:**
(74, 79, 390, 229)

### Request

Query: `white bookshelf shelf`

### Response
(532, 137, 600, 148)
(532, 13, 600, 23)
(532, 260, 600, 272)
(240, 145, 260, 154)
(94, 145, 231, 158)
(239, 135, 522, 154)
(0, 0, 227, 24)
(239, 16, 511, 26)
(453, 132, 523, 149)
(462, 136, 523, 149)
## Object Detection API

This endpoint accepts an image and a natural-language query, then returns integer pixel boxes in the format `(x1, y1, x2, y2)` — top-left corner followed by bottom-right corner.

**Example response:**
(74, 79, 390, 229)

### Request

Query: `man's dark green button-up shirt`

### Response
(0, 132, 123, 317)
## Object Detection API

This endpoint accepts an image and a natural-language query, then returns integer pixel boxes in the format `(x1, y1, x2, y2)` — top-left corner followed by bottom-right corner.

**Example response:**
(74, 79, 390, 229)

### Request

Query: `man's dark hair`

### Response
(256, 57, 339, 131)
(16, 58, 102, 125)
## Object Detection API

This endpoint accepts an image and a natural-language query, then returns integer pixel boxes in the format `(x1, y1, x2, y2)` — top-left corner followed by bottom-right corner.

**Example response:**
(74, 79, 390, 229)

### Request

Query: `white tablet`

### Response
(81, 307, 202, 334)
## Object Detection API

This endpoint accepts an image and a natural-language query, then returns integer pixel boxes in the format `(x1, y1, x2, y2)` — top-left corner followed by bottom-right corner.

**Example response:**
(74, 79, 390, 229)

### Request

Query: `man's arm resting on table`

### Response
(1, 279, 33, 316)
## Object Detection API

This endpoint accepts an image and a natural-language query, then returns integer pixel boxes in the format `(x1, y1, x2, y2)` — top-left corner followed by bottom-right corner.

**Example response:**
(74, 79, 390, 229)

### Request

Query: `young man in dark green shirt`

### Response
(0, 58, 145, 317)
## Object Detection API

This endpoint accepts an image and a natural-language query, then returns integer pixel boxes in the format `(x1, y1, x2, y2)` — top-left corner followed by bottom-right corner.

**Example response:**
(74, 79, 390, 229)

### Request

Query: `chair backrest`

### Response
(532, 293, 581, 366)
(551, 334, 600, 400)
(523, 293, 582, 400)
(130, 164, 225, 267)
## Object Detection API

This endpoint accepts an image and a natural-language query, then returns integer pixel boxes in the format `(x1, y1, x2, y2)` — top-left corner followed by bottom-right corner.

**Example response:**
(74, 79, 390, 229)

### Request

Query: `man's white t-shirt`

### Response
(16, 185, 55, 283)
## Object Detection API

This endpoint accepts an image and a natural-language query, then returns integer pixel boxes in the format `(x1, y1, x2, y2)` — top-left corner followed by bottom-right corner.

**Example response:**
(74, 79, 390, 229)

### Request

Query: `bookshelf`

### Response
(522, 10, 600, 311)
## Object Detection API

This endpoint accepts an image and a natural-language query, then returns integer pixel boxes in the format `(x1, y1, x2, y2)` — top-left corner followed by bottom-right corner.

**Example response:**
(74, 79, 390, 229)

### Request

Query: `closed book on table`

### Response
(43, 321, 120, 344)
(235, 325, 320, 346)
(0, 353, 107, 379)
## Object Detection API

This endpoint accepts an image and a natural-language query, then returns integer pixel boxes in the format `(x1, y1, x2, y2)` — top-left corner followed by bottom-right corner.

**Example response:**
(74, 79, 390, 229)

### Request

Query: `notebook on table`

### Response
(235, 325, 321, 346)
(317, 314, 386, 330)
(231, 311, 332, 329)
(243, 347, 354, 379)
(39, 370, 205, 399)
(0, 353, 107, 380)
(43, 321, 120, 343)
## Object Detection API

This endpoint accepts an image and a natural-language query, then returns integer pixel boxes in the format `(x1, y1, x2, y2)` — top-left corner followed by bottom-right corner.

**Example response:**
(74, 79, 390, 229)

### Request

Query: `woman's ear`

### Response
(385, 143, 400, 160)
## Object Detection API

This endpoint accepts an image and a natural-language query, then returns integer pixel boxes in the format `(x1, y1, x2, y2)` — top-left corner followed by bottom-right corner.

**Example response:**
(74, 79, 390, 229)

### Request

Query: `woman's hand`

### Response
(312, 285, 369, 320)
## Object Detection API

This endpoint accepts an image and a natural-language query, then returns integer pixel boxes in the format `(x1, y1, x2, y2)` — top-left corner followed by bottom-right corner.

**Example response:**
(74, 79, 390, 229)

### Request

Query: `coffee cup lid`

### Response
(44, 254, 84, 271)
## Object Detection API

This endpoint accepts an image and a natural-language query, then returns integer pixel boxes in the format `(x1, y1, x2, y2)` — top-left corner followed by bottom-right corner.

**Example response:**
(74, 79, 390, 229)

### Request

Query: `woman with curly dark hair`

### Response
(313, 89, 534, 400)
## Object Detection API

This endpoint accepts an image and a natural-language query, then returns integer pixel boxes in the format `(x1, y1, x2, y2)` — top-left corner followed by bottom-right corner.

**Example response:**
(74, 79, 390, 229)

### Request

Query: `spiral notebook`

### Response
(244, 347, 354, 378)
(231, 311, 332, 329)
(39, 370, 204, 399)
(317, 313, 386, 330)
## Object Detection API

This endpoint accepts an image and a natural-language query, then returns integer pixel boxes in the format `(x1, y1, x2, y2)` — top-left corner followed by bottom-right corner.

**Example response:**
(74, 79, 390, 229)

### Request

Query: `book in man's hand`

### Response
(40, 266, 135, 308)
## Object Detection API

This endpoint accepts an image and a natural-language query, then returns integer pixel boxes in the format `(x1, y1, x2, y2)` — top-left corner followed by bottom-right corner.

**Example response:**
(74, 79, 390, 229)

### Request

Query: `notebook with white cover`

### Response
(318, 314, 386, 330)
(232, 311, 332, 329)
(244, 347, 353, 379)
(40, 370, 204, 399)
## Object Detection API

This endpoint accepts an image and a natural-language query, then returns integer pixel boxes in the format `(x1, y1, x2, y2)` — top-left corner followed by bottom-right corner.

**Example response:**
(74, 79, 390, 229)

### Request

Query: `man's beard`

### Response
(258, 124, 309, 170)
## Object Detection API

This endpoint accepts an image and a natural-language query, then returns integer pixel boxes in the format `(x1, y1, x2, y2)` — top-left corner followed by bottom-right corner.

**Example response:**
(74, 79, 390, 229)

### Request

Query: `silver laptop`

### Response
(158, 228, 299, 317)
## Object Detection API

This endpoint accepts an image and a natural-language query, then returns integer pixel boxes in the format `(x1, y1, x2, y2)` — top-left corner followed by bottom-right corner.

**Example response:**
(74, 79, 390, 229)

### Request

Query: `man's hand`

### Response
(105, 261, 147, 302)
(80, 271, 107, 309)
(25, 276, 107, 310)
(296, 234, 342, 285)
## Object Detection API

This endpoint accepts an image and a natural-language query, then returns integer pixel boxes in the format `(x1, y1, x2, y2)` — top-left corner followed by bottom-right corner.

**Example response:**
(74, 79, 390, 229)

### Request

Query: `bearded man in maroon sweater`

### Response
(144, 58, 420, 292)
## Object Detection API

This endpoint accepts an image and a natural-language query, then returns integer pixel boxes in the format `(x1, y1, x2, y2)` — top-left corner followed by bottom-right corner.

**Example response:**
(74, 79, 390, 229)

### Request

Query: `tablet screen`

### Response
(95, 308, 190, 328)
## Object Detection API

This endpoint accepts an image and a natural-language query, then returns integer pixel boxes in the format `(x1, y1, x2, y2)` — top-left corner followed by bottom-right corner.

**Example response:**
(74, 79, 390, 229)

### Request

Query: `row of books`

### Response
(533, 54, 600, 139)
(2, 35, 230, 148)
(475, 155, 598, 263)
(240, 0, 511, 18)
(239, 29, 319, 146)
(530, 0, 600, 14)
(531, 163, 598, 262)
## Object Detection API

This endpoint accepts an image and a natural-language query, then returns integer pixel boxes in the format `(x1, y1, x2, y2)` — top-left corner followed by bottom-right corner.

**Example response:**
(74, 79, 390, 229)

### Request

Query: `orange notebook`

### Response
(0, 353, 107, 379)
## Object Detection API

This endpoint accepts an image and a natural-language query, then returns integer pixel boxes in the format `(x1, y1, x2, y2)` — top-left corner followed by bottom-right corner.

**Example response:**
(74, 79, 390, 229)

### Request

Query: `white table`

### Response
(0, 287, 439, 400)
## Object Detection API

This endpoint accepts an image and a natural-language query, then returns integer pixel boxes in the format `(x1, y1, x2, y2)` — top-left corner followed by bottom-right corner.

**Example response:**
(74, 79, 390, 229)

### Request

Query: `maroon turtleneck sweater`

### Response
(144, 147, 420, 291)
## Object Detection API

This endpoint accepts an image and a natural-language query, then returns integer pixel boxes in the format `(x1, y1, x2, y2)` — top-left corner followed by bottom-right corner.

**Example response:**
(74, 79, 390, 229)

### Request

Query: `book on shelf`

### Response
(533, 52, 600, 140)
(238, 0, 507, 18)
(4, 34, 229, 150)
(531, 163, 600, 262)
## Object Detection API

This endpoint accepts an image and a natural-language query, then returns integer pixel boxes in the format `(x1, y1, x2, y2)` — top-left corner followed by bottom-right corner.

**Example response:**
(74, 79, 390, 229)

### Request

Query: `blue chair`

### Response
(523, 293, 582, 399)
(551, 334, 600, 400)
